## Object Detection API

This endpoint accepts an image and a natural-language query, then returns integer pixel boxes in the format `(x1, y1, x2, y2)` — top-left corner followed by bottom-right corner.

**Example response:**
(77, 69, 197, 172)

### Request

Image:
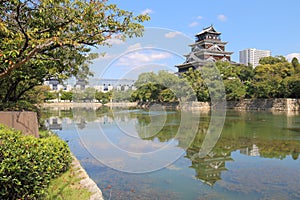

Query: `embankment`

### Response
(137, 99, 300, 112)
(226, 98, 300, 111)
(42, 102, 137, 108)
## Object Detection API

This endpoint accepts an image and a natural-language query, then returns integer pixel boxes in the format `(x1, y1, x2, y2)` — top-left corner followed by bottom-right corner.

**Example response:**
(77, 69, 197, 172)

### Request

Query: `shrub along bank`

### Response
(0, 125, 72, 199)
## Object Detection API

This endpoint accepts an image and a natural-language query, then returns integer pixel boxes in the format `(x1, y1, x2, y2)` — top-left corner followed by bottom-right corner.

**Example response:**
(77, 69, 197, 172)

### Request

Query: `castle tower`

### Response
(176, 25, 233, 73)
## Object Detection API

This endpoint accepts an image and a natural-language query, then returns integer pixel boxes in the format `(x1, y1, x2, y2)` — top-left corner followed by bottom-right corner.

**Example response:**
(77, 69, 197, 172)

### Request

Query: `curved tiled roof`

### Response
(196, 25, 221, 36)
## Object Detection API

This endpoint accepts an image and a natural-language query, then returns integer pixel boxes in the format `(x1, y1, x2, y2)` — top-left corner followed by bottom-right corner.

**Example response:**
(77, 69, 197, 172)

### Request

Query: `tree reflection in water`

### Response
(42, 107, 300, 188)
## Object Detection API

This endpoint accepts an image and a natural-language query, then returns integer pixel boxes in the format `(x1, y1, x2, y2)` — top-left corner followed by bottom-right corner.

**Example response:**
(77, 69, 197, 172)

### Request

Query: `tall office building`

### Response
(239, 48, 271, 68)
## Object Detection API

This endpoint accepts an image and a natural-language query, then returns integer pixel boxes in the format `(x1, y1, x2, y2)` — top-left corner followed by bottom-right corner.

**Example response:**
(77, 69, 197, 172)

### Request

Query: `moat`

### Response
(42, 107, 300, 200)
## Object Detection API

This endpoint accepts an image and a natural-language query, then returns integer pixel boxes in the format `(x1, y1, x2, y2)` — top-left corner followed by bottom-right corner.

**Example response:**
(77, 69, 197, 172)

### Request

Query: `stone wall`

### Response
(226, 98, 300, 111)
(0, 111, 39, 137)
(42, 102, 103, 108)
(137, 102, 180, 110)
(182, 102, 211, 111)
(106, 102, 138, 108)
(135, 99, 300, 112)
(43, 102, 138, 108)
(286, 99, 300, 111)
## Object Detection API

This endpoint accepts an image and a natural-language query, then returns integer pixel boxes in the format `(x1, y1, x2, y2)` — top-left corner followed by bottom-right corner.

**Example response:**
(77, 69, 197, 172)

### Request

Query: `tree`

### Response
(83, 87, 96, 102)
(156, 70, 194, 102)
(23, 85, 53, 104)
(259, 56, 287, 65)
(216, 61, 238, 80)
(179, 56, 298, 100)
(253, 57, 294, 98)
(292, 57, 300, 74)
(95, 90, 112, 104)
(112, 89, 133, 102)
(132, 70, 195, 103)
(44, 91, 57, 102)
(159, 88, 176, 102)
(182, 68, 209, 101)
(236, 64, 254, 82)
(60, 91, 73, 102)
(283, 76, 300, 98)
(224, 79, 246, 101)
(131, 83, 161, 102)
(134, 72, 158, 88)
(0, 0, 149, 105)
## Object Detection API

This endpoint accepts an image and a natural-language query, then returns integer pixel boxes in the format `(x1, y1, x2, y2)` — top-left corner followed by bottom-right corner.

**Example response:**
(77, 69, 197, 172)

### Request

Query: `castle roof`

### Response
(196, 25, 221, 36)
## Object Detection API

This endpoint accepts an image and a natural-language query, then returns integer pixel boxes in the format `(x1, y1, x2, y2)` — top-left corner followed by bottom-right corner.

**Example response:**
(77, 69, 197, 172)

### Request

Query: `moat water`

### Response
(42, 107, 300, 200)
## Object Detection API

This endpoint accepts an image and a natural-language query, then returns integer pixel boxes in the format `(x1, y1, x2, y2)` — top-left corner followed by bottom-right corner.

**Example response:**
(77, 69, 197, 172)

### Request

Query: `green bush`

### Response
(0, 125, 72, 199)
(0, 100, 39, 112)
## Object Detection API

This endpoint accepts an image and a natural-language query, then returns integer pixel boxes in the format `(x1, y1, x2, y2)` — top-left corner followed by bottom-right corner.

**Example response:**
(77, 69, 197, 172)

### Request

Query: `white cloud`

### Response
(197, 16, 203, 20)
(119, 138, 166, 152)
(286, 53, 300, 62)
(217, 14, 227, 22)
(117, 51, 172, 66)
(106, 38, 124, 45)
(189, 21, 199, 27)
(166, 164, 182, 171)
(127, 43, 142, 51)
(95, 53, 117, 61)
(141, 8, 153, 15)
(165, 31, 183, 38)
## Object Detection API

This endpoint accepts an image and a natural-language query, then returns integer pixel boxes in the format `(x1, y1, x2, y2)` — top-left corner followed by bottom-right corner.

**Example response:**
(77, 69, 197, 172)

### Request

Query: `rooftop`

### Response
(196, 25, 221, 36)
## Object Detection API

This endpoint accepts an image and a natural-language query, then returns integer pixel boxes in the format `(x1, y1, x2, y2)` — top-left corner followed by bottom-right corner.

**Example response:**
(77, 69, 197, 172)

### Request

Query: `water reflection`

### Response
(42, 107, 300, 199)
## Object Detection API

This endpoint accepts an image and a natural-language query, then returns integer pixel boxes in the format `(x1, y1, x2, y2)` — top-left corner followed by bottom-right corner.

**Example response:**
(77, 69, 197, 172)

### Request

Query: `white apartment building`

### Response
(44, 79, 73, 92)
(45, 78, 136, 93)
(239, 48, 271, 68)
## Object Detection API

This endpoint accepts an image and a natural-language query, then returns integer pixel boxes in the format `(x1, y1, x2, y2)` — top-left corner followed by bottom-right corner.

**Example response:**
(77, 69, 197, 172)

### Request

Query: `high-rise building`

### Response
(239, 48, 271, 68)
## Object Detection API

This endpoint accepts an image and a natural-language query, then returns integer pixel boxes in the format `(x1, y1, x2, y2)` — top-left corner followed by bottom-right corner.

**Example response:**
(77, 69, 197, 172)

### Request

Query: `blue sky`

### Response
(90, 0, 300, 79)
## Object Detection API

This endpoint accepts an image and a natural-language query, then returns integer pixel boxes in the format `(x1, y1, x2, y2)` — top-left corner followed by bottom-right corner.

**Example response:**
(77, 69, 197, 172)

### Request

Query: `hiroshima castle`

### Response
(176, 25, 234, 73)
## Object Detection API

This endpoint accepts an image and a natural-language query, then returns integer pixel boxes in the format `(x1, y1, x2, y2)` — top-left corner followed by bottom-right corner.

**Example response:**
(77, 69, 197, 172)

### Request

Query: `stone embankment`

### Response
(42, 102, 137, 108)
(137, 101, 180, 110)
(191, 98, 300, 111)
(42, 99, 300, 112)
(137, 99, 300, 112)
(106, 102, 137, 107)
(72, 156, 104, 200)
(226, 98, 300, 111)
(42, 102, 103, 108)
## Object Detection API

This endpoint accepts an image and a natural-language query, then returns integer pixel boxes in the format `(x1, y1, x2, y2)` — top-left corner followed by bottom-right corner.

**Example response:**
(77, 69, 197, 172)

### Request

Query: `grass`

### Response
(39, 130, 92, 200)
(45, 159, 92, 200)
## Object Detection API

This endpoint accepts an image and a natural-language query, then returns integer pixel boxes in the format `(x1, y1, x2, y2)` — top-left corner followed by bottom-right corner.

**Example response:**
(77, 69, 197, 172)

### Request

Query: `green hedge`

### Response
(0, 125, 72, 199)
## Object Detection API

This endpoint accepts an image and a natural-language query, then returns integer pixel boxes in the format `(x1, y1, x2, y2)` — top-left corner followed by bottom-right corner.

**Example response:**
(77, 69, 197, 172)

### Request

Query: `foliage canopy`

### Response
(0, 0, 149, 106)
(0, 125, 72, 199)
(132, 56, 300, 102)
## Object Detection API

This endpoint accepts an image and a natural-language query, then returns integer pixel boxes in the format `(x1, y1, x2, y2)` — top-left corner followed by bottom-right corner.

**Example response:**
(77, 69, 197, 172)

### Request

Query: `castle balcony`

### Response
(193, 49, 233, 55)
(191, 40, 228, 47)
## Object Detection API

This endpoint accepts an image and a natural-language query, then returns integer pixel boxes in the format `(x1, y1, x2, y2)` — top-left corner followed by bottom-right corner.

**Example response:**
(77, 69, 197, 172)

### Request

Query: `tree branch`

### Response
(16, 2, 29, 57)
(0, 40, 54, 79)
(3, 79, 19, 103)
(14, 83, 36, 102)
(38, 18, 74, 34)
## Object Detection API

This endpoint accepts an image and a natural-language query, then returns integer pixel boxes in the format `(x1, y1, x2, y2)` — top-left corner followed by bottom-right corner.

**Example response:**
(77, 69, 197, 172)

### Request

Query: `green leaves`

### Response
(95, 90, 112, 104)
(252, 56, 295, 98)
(180, 57, 300, 101)
(0, 125, 72, 199)
(132, 70, 194, 103)
(224, 79, 246, 101)
(0, 0, 149, 105)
